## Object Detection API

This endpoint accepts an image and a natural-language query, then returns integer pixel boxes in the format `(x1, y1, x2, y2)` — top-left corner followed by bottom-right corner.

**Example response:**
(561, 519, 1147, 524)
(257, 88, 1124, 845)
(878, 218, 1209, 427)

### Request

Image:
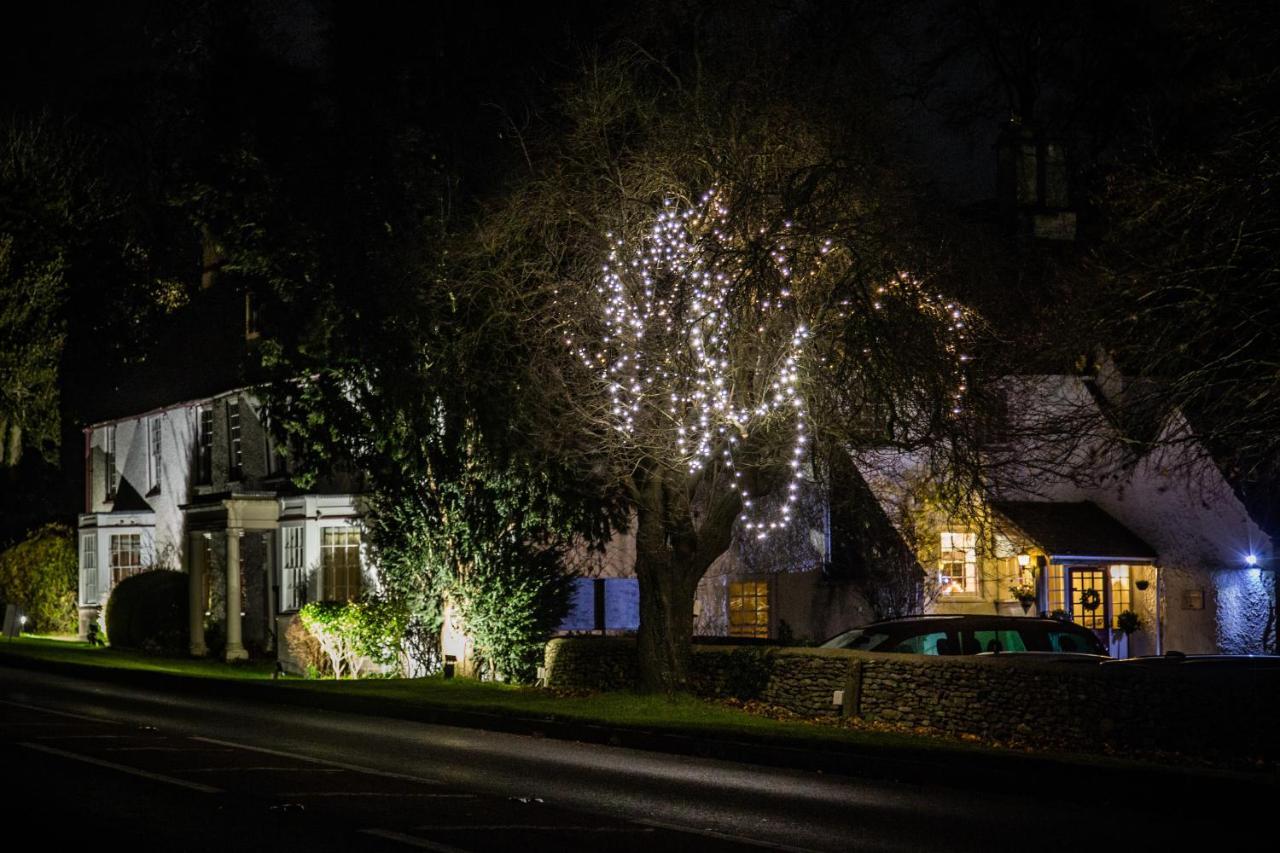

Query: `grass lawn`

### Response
(0, 634, 945, 752)
(0, 636, 276, 679)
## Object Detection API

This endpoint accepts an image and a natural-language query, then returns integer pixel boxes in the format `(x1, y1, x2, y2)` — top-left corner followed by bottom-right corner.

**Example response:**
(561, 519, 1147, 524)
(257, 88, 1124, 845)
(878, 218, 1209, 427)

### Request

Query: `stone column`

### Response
(188, 533, 207, 656)
(224, 528, 248, 661)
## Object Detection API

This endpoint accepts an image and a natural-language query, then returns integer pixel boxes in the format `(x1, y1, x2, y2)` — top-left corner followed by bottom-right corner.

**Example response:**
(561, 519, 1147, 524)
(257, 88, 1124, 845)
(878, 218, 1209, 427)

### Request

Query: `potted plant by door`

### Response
(1116, 609, 1142, 636)
(1009, 580, 1038, 614)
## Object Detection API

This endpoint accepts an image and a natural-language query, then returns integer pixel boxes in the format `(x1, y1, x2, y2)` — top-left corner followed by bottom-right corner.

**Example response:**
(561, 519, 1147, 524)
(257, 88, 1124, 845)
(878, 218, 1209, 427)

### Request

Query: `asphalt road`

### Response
(0, 666, 1253, 851)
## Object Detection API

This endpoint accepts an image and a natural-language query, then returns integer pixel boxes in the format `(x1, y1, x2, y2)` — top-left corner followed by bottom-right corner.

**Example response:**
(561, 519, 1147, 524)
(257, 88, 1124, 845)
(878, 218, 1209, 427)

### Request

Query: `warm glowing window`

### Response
(728, 580, 770, 638)
(1109, 565, 1130, 628)
(1048, 563, 1065, 615)
(81, 534, 98, 605)
(939, 531, 978, 593)
(110, 534, 143, 586)
(322, 528, 361, 602)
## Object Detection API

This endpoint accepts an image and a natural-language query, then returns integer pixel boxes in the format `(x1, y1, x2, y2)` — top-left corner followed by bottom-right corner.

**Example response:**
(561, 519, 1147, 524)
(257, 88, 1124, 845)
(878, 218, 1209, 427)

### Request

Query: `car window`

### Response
(1048, 630, 1101, 654)
(972, 629, 1028, 653)
(888, 631, 948, 655)
(820, 629, 890, 650)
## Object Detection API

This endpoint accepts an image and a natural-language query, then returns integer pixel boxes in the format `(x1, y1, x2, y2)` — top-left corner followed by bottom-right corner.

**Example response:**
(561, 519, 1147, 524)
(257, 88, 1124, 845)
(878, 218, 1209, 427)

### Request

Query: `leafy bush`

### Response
(720, 648, 775, 700)
(105, 569, 189, 652)
(0, 524, 78, 634)
(456, 543, 575, 684)
(298, 597, 407, 678)
(283, 614, 329, 677)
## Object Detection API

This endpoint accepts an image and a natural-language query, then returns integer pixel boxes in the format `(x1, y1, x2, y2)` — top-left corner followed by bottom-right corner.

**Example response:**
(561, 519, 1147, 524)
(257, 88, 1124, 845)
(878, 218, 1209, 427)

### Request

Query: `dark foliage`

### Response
(105, 569, 188, 653)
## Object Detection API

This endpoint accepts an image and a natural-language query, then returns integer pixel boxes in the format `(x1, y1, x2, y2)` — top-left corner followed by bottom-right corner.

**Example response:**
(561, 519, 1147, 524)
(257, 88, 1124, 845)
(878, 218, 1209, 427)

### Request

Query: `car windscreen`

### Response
(820, 629, 891, 651)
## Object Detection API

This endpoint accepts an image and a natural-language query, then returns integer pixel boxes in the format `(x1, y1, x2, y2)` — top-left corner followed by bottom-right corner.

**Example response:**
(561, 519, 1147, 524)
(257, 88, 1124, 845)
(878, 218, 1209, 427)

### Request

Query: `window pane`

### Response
(727, 580, 769, 638)
(322, 528, 361, 602)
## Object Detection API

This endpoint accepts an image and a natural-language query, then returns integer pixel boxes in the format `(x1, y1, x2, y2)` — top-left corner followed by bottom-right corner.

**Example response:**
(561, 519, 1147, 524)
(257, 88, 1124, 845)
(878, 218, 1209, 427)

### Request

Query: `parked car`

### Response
(1101, 652, 1280, 670)
(820, 614, 1108, 658)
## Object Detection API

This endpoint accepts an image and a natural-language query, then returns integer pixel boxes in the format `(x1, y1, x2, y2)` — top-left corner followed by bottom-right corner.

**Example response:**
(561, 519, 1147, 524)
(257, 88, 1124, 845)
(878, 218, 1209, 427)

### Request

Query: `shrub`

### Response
(105, 570, 189, 652)
(456, 544, 575, 684)
(298, 598, 407, 678)
(283, 615, 329, 677)
(720, 648, 775, 700)
(0, 523, 78, 634)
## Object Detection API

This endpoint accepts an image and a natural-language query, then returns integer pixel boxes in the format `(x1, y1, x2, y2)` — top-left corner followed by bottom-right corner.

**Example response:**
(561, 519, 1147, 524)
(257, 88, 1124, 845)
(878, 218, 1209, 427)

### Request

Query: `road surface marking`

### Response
(103, 746, 188, 752)
(18, 742, 223, 793)
(190, 736, 446, 786)
(0, 699, 121, 725)
(412, 819, 645, 824)
(358, 829, 471, 852)
(634, 817, 824, 853)
(179, 766, 346, 773)
(33, 734, 134, 740)
(281, 792, 477, 798)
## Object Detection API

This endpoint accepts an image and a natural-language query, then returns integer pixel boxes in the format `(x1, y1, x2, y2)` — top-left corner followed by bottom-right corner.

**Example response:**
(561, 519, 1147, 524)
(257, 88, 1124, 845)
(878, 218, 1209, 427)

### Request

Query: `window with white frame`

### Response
(110, 534, 143, 586)
(148, 416, 163, 492)
(939, 531, 978, 593)
(281, 526, 306, 611)
(321, 527, 361, 602)
(104, 425, 118, 500)
(227, 400, 242, 480)
(197, 406, 213, 484)
(81, 534, 98, 605)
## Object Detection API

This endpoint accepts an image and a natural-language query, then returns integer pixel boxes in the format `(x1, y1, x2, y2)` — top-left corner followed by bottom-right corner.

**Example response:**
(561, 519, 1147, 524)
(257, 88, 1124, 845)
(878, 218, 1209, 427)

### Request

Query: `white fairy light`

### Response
(572, 192, 971, 541)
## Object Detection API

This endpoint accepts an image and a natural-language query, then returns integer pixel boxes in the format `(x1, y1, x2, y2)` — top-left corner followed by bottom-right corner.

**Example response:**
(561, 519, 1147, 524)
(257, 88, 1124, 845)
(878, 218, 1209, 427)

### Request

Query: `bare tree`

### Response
(468, 32, 983, 689)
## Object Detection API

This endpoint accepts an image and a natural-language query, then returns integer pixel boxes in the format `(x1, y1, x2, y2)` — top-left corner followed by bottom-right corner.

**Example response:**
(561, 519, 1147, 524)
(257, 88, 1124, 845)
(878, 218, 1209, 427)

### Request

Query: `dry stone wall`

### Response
(544, 638, 1280, 761)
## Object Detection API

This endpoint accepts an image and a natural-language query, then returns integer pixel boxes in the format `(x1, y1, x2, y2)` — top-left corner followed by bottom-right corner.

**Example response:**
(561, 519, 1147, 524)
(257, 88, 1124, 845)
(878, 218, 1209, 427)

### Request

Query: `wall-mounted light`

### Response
(1016, 553, 1031, 569)
(1245, 553, 1259, 567)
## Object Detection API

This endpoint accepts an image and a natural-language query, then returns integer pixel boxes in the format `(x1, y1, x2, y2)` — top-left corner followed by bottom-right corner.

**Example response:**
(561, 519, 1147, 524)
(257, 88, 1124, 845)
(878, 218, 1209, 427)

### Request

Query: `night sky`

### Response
(2, 0, 1276, 538)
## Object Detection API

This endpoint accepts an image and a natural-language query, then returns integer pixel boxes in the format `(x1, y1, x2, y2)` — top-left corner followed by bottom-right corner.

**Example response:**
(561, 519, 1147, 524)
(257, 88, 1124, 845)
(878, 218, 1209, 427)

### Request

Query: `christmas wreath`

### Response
(1079, 588, 1102, 612)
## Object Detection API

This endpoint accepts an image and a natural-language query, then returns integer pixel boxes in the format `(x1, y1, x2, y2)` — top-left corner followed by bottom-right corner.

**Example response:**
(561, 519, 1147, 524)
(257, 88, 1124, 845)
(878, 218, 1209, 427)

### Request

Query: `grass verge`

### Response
(0, 635, 954, 752)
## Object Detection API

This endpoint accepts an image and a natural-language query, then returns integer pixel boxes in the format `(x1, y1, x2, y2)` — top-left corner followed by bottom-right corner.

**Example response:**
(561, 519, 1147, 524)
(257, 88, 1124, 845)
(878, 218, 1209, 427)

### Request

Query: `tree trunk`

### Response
(635, 548, 700, 692)
(632, 470, 740, 692)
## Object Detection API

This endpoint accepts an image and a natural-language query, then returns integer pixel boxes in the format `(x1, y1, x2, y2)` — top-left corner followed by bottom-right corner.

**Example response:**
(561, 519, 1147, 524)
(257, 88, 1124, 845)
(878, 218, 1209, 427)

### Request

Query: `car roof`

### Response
(857, 614, 1091, 631)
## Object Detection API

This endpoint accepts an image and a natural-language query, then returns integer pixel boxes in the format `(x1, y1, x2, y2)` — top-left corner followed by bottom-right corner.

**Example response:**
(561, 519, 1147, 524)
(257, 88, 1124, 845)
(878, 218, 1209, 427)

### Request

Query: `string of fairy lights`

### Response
(568, 189, 971, 541)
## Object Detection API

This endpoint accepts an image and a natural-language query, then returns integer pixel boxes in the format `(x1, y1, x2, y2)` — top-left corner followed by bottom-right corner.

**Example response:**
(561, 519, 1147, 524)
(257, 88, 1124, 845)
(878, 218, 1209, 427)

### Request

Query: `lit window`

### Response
(728, 580, 769, 638)
(104, 425, 117, 500)
(81, 534, 98, 605)
(148, 416, 163, 493)
(109, 534, 143, 587)
(1048, 563, 1065, 614)
(227, 401, 242, 480)
(281, 526, 306, 610)
(322, 528, 361, 602)
(1109, 565, 1130, 628)
(940, 531, 978, 593)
